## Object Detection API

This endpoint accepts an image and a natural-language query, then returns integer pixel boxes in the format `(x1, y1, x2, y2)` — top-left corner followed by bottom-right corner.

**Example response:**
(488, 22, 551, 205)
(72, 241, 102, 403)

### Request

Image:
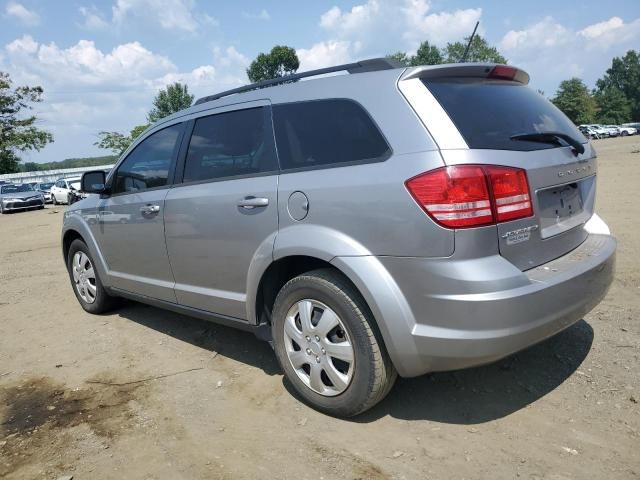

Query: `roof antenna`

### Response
(460, 21, 479, 63)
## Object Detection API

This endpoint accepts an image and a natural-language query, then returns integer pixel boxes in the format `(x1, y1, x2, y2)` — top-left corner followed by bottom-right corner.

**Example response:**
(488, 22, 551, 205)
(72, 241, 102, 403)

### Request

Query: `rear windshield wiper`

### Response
(510, 131, 585, 155)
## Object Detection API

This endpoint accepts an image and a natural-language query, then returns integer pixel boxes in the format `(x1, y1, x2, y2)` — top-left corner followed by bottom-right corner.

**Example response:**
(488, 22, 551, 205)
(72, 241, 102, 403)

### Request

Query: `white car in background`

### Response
(603, 125, 621, 137)
(50, 177, 82, 205)
(582, 124, 610, 138)
(617, 125, 637, 136)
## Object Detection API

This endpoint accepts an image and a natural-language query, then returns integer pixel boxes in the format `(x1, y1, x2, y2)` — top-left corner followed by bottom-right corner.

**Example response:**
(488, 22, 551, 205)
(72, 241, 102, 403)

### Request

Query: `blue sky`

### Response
(1, 0, 639, 163)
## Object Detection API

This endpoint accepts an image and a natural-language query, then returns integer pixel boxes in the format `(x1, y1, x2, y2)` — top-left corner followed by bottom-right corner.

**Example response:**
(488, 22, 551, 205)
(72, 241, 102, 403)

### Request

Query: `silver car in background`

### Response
(61, 59, 616, 417)
(0, 183, 45, 213)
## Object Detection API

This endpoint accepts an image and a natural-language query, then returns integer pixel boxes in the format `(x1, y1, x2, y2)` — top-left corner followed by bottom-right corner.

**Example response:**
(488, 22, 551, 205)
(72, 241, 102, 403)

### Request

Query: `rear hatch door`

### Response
(411, 73, 595, 270)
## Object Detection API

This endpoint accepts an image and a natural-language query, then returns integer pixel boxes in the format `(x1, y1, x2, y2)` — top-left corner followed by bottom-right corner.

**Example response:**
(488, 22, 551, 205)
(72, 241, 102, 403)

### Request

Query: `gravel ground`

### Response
(1, 135, 639, 480)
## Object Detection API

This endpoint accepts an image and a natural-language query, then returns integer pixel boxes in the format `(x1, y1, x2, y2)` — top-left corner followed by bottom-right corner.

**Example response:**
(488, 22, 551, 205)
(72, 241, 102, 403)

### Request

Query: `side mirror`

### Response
(81, 170, 108, 194)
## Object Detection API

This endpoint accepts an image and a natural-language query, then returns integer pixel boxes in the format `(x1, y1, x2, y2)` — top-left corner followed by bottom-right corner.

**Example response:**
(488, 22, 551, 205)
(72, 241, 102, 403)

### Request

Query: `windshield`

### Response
(39, 182, 54, 190)
(423, 78, 586, 151)
(1, 184, 33, 194)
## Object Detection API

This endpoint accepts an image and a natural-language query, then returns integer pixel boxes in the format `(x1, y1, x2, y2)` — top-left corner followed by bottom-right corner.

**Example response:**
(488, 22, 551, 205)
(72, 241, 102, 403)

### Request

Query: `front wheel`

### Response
(67, 239, 118, 314)
(52, 194, 57, 205)
(272, 269, 397, 417)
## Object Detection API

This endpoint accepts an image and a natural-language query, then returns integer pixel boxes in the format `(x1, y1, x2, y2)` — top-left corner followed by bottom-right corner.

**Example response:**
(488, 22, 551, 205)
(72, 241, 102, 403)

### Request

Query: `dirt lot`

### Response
(1, 136, 639, 480)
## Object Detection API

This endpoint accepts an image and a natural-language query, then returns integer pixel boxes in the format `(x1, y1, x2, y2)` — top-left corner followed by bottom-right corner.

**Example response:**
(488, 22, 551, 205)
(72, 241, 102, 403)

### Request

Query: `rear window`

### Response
(423, 79, 587, 151)
(273, 99, 390, 171)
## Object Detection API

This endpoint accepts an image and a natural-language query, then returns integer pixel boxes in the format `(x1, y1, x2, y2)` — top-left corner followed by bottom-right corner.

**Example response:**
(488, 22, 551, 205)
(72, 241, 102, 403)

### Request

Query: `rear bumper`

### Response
(335, 232, 615, 377)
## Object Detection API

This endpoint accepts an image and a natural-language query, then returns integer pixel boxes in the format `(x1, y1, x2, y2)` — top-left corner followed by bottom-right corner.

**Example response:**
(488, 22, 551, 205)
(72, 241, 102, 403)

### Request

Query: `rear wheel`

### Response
(272, 269, 396, 417)
(67, 239, 118, 314)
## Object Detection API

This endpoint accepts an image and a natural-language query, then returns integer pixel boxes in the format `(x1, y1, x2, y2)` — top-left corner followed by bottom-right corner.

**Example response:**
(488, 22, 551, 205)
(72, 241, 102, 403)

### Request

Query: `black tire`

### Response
(621, 131, 628, 137)
(52, 194, 57, 206)
(272, 268, 397, 417)
(67, 239, 118, 314)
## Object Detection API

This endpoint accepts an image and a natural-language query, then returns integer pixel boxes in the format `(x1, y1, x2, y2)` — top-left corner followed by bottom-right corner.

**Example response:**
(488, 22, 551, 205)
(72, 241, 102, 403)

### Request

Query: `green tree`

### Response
(95, 124, 149, 155)
(21, 161, 40, 172)
(247, 45, 299, 82)
(147, 82, 194, 123)
(594, 87, 632, 124)
(552, 78, 596, 125)
(596, 50, 640, 120)
(444, 35, 507, 64)
(387, 51, 410, 67)
(0, 72, 53, 174)
(411, 41, 444, 66)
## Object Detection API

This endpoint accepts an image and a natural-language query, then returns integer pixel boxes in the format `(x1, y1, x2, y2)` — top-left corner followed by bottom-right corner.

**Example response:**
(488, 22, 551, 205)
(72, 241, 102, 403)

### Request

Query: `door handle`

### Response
(140, 204, 160, 215)
(237, 196, 269, 209)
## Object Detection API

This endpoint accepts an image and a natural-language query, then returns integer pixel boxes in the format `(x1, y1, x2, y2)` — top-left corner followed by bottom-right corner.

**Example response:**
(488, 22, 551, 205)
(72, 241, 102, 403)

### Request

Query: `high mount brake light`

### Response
(405, 165, 533, 228)
(489, 65, 518, 81)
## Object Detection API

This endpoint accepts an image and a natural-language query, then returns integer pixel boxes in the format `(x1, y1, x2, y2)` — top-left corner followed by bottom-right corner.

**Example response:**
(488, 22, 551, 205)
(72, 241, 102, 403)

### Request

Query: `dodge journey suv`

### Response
(62, 59, 616, 417)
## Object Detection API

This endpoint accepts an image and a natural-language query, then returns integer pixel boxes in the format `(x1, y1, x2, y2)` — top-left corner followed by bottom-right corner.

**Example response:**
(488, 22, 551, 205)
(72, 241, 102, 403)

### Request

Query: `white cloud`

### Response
(499, 17, 571, 51)
(242, 9, 270, 21)
(79, 6, 109, 30)
(112, 0, 199, 31)
(578, 16, 640, 48)
(296, 41, 354, 72)
(202, 13, 219, 27)
(499, 16, 640, 94)
(401, 1, 481, 48)
(318, 0, 481, 55)
(6, 35, 38, 55)
(1, 36, 249, 162)
(5, 1, 40, 26)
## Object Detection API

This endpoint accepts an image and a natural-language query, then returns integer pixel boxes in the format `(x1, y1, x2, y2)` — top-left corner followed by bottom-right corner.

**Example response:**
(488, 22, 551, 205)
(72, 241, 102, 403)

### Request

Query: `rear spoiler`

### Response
(400, 63, 530, 85)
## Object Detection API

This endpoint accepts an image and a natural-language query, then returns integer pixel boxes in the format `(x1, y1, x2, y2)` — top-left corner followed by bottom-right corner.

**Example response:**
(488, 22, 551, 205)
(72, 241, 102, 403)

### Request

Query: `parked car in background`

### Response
(582, 124, 610, 138)
(602, 125, 621, 137)
(579, 125, 600, 139)
(617, 125, 637, 136)
(50, 177, 82, 205)
(621, 122, 640, 132)
(67, 180, 87, 205)
(0, 183, 45, 213)
(62, 60, 616, 417)
(34, 182, 55, 203)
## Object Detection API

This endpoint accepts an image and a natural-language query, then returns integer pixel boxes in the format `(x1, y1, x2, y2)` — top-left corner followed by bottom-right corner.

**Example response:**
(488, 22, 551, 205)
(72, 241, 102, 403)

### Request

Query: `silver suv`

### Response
(62, 59, 616, 417)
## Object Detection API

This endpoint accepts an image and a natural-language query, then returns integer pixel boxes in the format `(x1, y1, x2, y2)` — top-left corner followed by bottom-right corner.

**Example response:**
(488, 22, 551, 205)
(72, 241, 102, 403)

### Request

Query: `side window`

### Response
(113, 124, 182, 194)
(183, 107, 277, 183)
(273, 99, 390, 170)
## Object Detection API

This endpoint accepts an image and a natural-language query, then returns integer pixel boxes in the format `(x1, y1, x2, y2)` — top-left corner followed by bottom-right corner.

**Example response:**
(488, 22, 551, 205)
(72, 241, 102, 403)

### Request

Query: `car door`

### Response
(89, 122, 185, 302)
(164, 102, 279, 319)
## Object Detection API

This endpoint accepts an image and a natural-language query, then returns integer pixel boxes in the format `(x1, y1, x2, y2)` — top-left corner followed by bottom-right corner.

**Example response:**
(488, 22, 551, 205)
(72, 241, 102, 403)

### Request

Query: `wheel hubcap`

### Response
(72, 251, 97, 304)
(283, 299, 355, 396)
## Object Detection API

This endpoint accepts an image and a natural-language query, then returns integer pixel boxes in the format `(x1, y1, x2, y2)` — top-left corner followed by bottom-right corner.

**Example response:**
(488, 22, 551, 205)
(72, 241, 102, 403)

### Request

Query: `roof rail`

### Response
(194, 57, 403, 105)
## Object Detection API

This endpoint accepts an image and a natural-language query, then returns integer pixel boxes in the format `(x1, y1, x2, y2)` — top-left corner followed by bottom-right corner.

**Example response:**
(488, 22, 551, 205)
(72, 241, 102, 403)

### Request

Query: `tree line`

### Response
(1, 38, 638, 175)
(551, 50, 640, 125)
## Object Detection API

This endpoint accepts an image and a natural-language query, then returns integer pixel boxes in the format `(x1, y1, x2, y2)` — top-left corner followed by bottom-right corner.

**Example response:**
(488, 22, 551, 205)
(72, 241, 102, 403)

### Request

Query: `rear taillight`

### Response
(487, 166, 533, 222)
(405, 165, 533, 228)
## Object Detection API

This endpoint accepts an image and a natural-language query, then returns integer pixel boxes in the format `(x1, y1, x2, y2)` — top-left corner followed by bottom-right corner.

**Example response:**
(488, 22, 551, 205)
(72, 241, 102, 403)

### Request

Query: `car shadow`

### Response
(353, 319, 594, 424)
(115, 302, 593, 424)
(113, 302, 281, 376)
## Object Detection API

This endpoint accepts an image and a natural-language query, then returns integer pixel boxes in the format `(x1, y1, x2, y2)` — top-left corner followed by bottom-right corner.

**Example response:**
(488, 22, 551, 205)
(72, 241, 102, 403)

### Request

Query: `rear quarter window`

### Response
(424, 78, 587, 151)
(273, 99, 390, 171)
